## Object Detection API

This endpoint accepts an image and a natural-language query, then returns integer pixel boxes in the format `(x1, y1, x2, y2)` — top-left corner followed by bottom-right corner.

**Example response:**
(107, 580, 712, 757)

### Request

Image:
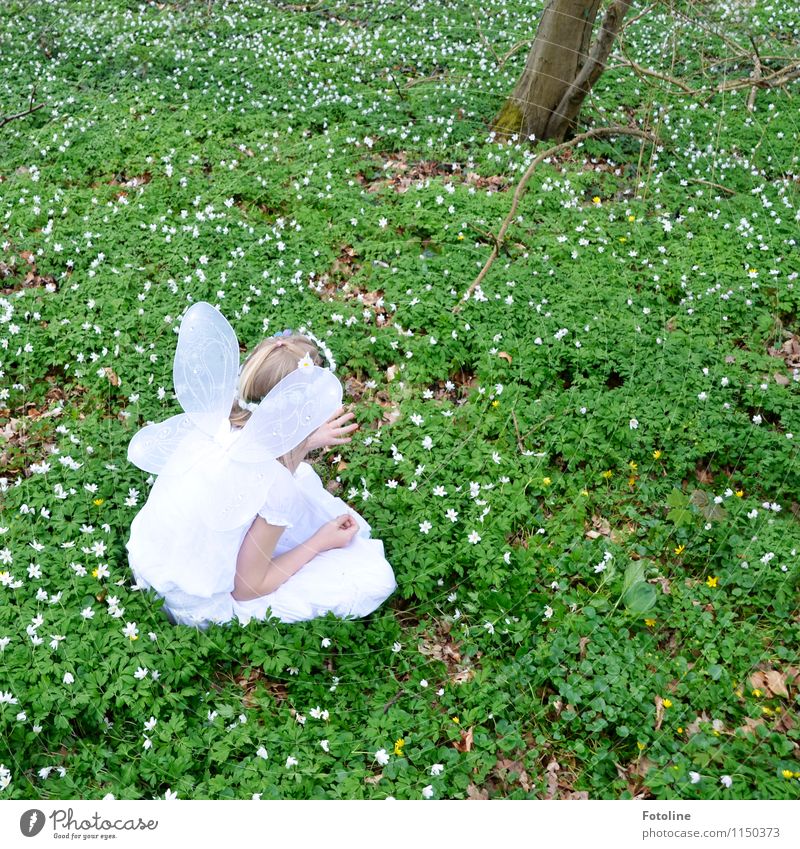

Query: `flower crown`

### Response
(236, 327, 336, 413)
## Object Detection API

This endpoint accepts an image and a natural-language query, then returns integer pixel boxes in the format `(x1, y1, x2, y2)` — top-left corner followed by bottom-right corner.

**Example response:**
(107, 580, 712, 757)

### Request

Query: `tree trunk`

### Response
(492, 0, 632, 143)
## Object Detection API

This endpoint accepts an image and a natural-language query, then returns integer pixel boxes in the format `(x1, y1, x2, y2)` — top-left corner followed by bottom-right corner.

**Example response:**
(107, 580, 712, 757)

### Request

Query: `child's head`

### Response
(230, 333, 323, 437)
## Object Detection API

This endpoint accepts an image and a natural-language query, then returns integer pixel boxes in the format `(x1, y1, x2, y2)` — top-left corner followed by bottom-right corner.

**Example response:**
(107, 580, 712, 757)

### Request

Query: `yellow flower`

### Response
(637, 742, 646, 751)
(652, 449, 662, 459)
(393, 738, 405, 756)
(491, 399, 499, 408)
(762, 706, 774, 716)
(619, 237, 627, 243)
(451, 716, 460, 724)
(601, 470, 613, 479)
(92, 568, 99, 578)
(592, 196, 601, 205)
(580, 489, 589, 496)
(752, 688, 763, 698)
(542, 477, 551, 486)
(674, 544, 685, 555)
(706, 575, 719, 588)
(663, 698, 673, 708)
(644, 618, 656, 627)
(735, 490, 744, 497)
(93, 498, 104, 506)
(782, 769, 794, 779)
(628, 461, 638, 471)
(628, 475, 636, 486)
(457, 233, 464, 240)
(628, 215, 635, 222)
(677, 726, 683, 734)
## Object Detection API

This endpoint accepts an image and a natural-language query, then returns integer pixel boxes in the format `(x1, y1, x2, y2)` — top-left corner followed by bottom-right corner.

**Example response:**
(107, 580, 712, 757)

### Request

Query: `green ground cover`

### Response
(0, 0, 799, 799)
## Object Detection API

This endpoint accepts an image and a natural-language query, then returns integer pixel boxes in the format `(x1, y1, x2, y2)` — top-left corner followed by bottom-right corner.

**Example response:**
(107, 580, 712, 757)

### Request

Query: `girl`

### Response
(126, 303, 396, 629)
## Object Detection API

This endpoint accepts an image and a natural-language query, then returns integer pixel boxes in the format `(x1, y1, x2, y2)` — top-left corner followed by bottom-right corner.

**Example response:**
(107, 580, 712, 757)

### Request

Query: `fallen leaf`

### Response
(454, 726, 474, 753)
(364, 773, 383, 785)
(654, 695, 664, 731)
(545, 758, 560, 799)
(496, 757, 532, 792)
(686, 711, 710, 736)
(774, 372, 791, 386)
(738, 716, 764, 735)
(579, 637, 590, 660)
(564, 790, 589, 800)
(764, 669, 789, 698)
(466, 783, 488, 800)
(102, 367, 120, 387)
(498, 351, 513, 363)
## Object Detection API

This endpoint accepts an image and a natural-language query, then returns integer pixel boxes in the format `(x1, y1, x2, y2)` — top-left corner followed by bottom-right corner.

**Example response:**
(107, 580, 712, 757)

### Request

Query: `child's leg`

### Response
(232, 536, 395, 624)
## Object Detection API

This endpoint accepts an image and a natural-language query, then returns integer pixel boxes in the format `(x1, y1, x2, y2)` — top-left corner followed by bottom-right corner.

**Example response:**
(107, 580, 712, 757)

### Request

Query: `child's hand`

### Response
(311, 514, 359, 552)
(307, 406, 359, 452)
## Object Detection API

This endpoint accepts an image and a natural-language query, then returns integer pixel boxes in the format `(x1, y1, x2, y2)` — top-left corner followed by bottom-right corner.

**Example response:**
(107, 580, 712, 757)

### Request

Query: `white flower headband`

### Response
(236, 329, 336, 413)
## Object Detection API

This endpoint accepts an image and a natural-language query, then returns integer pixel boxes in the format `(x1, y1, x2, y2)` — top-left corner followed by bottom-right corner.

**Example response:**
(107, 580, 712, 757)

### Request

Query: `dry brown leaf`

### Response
(545, 758, 560, 799)
(336, 460, 348, 472)
(654, 695, 664, 731)
(686, 711, 710, 736)
(765, 669, 789, 698)
(496, 758, 533, 792)
(564, 790, 589, 800)
(776, 710, 795, 733)
(738, 716, 764, 735)
(579, 637, 590, 660)
(466, 783, 489, 800)
(102, 367, 120, 387)
(364, 773, 383, 785)
(454, 726, 474, 753)
(498, 351, 513, 363)
(385, 365, 397, 382)
(451, 666, 475, 685)
(651, 576, 672, 594)
(774, 372, 791, 386)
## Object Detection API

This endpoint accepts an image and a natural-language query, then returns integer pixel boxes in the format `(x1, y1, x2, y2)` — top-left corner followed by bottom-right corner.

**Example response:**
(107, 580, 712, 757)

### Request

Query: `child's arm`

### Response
(232, 514, 358, 601)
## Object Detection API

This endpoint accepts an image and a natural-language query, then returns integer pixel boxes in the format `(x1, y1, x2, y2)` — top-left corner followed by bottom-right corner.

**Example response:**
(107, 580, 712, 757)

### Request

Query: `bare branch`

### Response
(0, 100, 44, 130)
(611, 53, 698, 94)
(455, 125, 658, 309)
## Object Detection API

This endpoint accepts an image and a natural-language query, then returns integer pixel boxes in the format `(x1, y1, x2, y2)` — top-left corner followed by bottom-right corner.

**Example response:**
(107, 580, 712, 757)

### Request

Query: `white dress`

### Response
(126, 427, 396, 629)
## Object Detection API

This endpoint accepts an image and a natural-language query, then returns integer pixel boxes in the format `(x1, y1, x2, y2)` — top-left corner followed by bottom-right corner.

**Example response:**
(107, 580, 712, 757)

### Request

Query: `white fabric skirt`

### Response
(231, 536, 396, 626)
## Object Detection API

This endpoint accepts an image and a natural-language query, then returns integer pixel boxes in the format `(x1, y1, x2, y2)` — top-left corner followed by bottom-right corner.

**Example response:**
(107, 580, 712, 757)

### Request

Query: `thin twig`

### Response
(689, 177, 735, 196)
(512, 411, 555, 455)
(472, 5, 501, 67)
(611, 53, 697, 93)
(0, 100, 44, 130)
(747, 38, 763, 112)
(455, 125, 658, 309)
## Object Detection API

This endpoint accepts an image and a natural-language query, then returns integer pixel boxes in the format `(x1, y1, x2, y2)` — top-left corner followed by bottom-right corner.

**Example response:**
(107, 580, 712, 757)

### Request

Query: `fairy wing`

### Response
(127, 413, 199, 475)
(230, 365, 343, 463)
(200, 366, 342, 530)
(172, 301, 240, 437)
(127, 302, 239, 474)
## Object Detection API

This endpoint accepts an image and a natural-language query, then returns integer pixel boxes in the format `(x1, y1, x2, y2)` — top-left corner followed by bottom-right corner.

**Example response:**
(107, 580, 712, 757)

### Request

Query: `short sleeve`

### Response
(256, 466, 301, 529)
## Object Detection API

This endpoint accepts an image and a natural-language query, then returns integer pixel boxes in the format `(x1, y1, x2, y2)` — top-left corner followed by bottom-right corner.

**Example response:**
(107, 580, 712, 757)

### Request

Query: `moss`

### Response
(491, 97, 524, 140)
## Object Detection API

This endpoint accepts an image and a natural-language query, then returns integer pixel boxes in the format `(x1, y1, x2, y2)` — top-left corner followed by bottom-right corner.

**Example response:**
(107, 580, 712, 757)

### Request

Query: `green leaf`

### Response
(622, 582, 657, 616)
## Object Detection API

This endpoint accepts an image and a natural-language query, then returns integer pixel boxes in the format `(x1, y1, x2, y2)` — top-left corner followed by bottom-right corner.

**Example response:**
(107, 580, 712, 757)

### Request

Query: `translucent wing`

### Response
(173, 301, 240, 437)
(127, 413, 199, 475)
(230, 365, 343, 463)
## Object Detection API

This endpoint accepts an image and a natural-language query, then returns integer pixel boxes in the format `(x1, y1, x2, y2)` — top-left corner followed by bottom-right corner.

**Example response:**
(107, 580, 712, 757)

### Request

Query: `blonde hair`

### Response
(230, 334, 323, 467)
